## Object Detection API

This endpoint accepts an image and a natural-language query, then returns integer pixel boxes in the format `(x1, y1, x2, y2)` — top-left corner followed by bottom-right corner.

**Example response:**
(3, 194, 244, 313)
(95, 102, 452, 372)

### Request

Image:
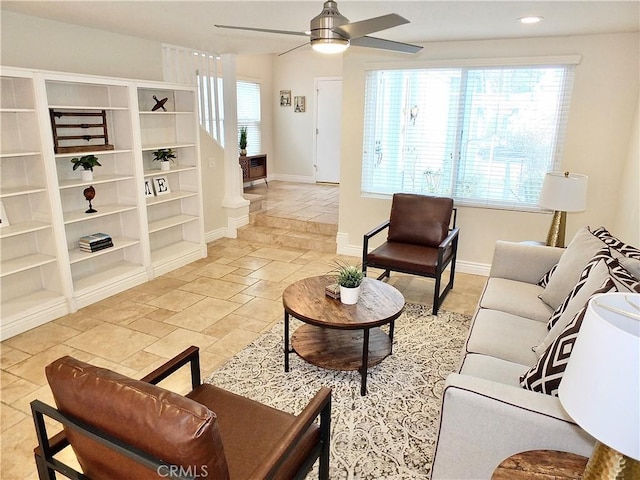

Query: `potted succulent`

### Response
(71, 155, 101, 181)
(239, 126, 248, 156)
(152, 148, 176, 171)
(332, 260, 364, 305)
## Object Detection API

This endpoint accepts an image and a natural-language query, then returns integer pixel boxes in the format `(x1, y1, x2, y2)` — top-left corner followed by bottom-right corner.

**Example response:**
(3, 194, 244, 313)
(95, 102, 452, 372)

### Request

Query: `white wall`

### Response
(273, 50, 342, 180)
(200, 54, 275, 237)
(338, 33, 640, 269)
(614, 100, 640, 246)
(1, 11, 163, 80)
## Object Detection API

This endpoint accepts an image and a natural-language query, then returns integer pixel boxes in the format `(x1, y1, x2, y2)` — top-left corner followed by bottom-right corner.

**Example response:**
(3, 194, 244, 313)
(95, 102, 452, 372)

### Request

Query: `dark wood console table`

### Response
(239, 154, 267, 186)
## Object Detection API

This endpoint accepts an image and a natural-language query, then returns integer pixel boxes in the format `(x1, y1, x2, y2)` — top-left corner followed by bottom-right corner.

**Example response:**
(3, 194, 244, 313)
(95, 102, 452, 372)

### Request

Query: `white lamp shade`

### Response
(538, 172, 588, 212)
(558, 292, 640, 460)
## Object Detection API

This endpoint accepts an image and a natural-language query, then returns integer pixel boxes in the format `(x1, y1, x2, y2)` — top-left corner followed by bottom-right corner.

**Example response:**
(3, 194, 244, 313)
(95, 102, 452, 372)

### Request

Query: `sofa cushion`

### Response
(592, 226, 640, 260)
(480, 278, 552, 322)
(534, 257, 612, 357)
(460, 353, 528, 387)
(521, 261, 640, 395)
(520, 280, 615, 395)
(466, 309, 547, 366)
(537, 263, 557, 288)
(591, 227, 640, 279)
(546, 248, 612, 330)
(538, 227, 606, 309)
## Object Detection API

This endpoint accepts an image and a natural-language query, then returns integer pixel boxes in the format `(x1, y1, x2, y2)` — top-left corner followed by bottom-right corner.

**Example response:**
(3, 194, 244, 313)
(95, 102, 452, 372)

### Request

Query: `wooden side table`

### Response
(492, 450, 588, 479)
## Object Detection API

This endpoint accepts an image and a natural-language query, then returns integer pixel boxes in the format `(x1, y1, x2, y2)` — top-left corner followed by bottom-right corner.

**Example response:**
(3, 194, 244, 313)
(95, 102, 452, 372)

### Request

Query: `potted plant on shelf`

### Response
(152, 148, 176, 171)
(332, 260, 364, 305)
(71, 155, 101, 181)
(239, 126, 248, 156)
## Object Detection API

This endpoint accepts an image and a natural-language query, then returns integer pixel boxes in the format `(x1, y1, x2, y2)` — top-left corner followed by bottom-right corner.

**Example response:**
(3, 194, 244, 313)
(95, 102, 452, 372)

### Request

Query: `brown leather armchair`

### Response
(362, 193, 459, 315)
(32, 346, 331, 480)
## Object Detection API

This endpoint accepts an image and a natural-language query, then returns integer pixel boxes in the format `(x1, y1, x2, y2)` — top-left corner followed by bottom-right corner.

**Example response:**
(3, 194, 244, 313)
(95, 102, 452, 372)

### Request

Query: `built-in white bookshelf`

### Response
(0, 69, 68, 337)
(136, 85, 204, 275)
(0, 68, 205, 339)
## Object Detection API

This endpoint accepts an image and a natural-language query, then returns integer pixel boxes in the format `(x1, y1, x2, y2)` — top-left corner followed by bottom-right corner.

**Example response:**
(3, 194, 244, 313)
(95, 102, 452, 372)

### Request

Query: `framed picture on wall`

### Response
(280, 90, 291, 107)
(294, 96, 306, 113)
(152, 176, 171, 196)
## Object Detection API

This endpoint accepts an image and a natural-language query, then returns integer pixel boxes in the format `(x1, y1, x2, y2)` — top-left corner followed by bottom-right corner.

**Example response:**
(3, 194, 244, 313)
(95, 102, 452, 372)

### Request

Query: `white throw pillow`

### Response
(538, 227, 606, 309)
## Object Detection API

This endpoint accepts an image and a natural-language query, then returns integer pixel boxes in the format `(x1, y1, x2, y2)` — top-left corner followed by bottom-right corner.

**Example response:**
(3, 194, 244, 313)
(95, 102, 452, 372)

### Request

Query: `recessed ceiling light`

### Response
(519, 16, 543, 24)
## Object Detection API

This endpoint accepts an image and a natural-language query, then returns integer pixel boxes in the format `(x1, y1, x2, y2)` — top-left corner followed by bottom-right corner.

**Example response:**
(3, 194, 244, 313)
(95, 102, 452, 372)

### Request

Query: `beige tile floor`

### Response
(0, 181, 485, 479)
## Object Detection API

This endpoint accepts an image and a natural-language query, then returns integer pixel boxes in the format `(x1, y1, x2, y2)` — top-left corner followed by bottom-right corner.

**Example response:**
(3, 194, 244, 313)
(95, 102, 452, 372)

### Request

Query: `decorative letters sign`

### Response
(152, 176, 171, 196)
(144, 179, 154, 197)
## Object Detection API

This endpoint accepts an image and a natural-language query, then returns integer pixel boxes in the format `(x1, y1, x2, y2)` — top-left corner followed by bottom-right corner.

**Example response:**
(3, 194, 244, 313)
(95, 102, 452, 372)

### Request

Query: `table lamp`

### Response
(558, 292, 640, 479)
(538, 171, 588, 247)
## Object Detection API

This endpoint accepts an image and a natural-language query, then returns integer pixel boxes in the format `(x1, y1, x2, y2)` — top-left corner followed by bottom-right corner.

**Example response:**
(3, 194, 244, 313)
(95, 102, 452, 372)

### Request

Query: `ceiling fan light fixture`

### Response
(311, 38, 349, 54)
(518, 16, 543, 24)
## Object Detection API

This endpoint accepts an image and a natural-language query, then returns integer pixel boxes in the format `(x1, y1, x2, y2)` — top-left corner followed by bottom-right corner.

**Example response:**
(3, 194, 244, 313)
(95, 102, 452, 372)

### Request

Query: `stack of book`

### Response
(79, 233, 113, 253)
(325, 283, 341, 299)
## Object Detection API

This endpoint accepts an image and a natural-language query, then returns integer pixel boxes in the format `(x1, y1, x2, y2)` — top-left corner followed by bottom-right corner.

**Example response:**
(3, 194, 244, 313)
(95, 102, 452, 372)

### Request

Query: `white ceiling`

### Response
(2, 1, 639, 56)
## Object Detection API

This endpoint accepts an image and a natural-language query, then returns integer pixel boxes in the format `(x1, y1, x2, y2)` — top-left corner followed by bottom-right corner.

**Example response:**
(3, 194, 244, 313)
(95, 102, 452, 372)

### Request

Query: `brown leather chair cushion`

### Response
(187, 384, 320, 479)
(46, 356, 230, 480)
(387, 194, 453, 248)
(367, 241, 454, 275)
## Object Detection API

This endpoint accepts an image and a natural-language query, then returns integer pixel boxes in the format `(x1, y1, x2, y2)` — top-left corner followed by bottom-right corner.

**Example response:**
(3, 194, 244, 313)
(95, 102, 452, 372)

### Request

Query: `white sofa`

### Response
(430, 241, 597, 479)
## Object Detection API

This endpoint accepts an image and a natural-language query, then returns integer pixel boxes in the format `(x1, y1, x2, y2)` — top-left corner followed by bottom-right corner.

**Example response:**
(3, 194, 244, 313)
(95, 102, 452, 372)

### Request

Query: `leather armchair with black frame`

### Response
(31, 346, 331, 480)
(362, 193, 459, 315)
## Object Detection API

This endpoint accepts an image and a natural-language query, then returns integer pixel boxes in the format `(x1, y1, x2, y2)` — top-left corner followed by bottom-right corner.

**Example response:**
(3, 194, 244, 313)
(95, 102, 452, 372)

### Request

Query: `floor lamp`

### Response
(558, 292, 640, 479)
(538, 171, 588, 247)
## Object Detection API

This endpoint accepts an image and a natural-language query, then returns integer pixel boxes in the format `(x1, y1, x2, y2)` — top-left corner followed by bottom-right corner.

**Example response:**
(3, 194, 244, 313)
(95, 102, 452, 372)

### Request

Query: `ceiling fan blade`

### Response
(215, 25, 309, 37)
(332, 14, 409, 39)
(350, 36, 423, 54)
(278, 42, 310, 56)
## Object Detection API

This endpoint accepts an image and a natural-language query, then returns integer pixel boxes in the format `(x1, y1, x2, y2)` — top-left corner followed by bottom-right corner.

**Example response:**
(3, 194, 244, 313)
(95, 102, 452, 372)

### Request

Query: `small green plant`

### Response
(239, 126, 248, 150)
(70, 155, 101, 171)
(331, 260, 364, 288)
(152, 148, 176, 162)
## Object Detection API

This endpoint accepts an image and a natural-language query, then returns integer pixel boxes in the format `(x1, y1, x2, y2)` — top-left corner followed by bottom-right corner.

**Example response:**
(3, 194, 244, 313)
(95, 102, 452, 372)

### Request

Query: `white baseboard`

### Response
(205, 227, 228, 244)
(226, 214, 249, 238)
(336, 232, 490, 276)
(269, 173, 315, 184)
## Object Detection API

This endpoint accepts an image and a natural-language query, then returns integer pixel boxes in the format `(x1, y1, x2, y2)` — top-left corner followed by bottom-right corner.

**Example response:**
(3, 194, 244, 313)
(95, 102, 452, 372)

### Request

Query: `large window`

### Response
(236, 80, 261, 156)
(362, 64, 575, 209)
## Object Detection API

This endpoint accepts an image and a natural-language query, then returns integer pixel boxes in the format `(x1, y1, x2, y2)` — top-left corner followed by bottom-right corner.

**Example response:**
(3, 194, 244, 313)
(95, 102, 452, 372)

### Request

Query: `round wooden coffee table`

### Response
(282, 275, 405, 395)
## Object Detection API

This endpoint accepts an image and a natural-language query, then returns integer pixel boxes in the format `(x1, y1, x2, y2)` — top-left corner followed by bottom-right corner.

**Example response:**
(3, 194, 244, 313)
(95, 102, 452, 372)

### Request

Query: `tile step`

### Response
(249, 211, 337, 236)
(237, 224, 336, 253)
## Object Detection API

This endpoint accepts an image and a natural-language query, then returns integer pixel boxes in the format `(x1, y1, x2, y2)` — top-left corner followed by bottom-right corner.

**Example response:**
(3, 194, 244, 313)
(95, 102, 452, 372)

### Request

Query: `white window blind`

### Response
(197, 75, 224, 144)
(362, 64, 575, 210)
(237, 80, 262, 156)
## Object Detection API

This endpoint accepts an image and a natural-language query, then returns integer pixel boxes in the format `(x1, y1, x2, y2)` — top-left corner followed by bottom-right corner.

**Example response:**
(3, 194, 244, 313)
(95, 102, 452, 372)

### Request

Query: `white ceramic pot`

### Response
(160, 161, 170, 171)
(340, 285, 361, 305)
(81, 170, 93, 181)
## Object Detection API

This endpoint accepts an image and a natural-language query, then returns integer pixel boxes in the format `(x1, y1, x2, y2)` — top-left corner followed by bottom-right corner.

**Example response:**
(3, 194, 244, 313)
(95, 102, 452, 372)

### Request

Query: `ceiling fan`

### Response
(215, 0, 423, 55)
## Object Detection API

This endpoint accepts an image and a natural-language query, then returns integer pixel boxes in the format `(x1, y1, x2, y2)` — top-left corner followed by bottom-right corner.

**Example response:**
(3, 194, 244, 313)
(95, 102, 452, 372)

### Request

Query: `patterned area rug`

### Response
(205, 303, 471, 480)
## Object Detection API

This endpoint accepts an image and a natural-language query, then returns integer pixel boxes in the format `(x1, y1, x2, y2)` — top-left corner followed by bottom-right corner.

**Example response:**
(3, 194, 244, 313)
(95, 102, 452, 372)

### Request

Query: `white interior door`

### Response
(315, 78, 342, 183)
